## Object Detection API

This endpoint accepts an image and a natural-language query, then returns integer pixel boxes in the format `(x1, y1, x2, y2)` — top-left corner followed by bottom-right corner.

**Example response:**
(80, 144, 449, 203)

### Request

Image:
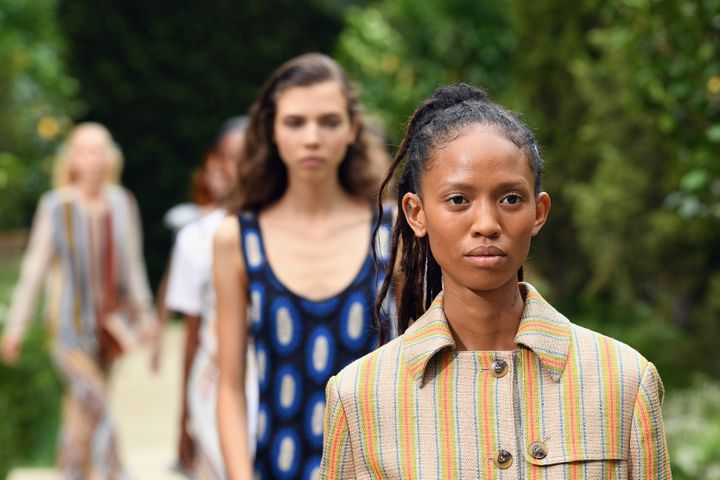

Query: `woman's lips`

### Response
(299, 156, 325, 167)
(464, 245, 507, 267)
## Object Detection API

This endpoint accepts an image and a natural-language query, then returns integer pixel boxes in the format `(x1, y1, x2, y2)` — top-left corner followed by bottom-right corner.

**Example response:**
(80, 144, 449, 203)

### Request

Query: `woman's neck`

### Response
(442, 278, 525, 351)
(278, 174, 350, 218)
(74, 180, 104, 199)
(72, 180, 107, 211)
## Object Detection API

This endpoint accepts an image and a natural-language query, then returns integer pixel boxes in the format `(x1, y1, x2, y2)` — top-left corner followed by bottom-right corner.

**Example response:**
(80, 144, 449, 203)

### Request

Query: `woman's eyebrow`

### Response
(495, 179, 530, 190)
(436, 179, 476, 191)
(436, 178, 529, 191)
(280, 111, 343, 120)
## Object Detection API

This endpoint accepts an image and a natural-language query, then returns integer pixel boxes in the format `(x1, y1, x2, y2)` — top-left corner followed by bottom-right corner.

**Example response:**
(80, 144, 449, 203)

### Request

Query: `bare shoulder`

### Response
(213, 214, 241, 250)
(213, 214, 248, 286)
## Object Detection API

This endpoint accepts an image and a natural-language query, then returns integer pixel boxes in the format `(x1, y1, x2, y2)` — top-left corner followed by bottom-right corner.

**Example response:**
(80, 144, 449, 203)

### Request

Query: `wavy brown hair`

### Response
(230, 53, 389, 212)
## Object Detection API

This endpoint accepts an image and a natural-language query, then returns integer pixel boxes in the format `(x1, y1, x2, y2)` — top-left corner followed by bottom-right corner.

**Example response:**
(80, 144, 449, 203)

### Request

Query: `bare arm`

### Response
(150, 264, 171, 372)
(214, 215, 252, 479)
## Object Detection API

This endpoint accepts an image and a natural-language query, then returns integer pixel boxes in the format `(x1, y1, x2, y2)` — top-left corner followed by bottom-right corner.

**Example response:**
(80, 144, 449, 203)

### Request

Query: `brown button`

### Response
(494, 449, 513, 469)
(491, 358, 508, 378)
(529, 441, 548, 459)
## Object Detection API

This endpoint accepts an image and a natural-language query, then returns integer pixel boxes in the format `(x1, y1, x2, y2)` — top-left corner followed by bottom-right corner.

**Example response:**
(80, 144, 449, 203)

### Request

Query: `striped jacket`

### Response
(320, 283, 671, 479)
(4, 186, 154, 355)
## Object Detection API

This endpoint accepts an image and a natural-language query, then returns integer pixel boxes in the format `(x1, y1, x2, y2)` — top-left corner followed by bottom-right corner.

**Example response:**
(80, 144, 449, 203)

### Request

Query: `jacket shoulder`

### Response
(569, 322, 651, 392)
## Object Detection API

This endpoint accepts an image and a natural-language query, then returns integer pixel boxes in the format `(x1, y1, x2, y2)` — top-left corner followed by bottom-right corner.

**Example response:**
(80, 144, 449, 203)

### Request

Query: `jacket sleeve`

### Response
(628, 362, 672, 479)
(4, 194, 54, 340)
(123, 191, 156, 327)
(319, 375, 356, 479)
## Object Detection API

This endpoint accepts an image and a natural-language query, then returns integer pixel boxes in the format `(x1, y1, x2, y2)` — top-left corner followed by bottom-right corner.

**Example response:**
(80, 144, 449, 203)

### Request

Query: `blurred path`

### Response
(8, 323, 188, 480)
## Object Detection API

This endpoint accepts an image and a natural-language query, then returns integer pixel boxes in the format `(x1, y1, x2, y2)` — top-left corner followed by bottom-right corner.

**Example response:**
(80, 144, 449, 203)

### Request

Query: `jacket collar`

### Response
(403, 282, 572, 387)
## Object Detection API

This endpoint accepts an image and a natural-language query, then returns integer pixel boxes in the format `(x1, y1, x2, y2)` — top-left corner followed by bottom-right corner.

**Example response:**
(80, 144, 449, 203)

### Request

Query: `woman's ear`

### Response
(531, 192, 551, 237)
(402, 192, 427, 237)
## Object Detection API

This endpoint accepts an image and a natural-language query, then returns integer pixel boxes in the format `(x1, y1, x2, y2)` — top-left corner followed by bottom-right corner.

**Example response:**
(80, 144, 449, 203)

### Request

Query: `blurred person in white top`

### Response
(165, 117, 258, 479)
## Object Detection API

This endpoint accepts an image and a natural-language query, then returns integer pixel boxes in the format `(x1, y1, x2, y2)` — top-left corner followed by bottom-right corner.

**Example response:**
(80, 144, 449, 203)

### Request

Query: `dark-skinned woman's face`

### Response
(402, 124, 551, 295)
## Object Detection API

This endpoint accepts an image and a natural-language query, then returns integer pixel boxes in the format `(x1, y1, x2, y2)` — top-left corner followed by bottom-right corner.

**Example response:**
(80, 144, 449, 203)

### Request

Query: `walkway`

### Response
(8, 323, 189, 480)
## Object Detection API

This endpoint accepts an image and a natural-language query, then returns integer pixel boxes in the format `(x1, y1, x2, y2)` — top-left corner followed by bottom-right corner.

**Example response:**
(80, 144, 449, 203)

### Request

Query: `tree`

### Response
(509, 0, 720, 383)
(0, 0, 80, 229)
(564, 0, 720, 379)
(336, 0, 514, 141)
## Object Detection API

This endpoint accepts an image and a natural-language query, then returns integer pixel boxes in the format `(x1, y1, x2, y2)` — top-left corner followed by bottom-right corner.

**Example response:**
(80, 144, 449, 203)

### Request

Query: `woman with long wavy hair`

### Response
(213, 53, 392, 479)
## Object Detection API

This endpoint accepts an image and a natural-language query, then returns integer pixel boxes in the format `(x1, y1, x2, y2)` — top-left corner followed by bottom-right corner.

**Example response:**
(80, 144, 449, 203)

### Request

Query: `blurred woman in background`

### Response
(165, 116, 258, 479)
(158, 122, 245, 476)
(1, 122, 156, 479)
(213, 53, 393, 479)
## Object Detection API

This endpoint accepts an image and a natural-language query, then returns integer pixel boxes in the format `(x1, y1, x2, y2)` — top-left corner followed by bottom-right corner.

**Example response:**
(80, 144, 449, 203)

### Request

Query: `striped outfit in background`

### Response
(320, 283, 671, 479)
(5, 186, 154, 479)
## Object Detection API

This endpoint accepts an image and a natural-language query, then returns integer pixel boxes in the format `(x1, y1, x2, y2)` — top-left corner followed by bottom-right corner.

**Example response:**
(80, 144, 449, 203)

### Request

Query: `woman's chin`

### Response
(453, 272, 520, 295)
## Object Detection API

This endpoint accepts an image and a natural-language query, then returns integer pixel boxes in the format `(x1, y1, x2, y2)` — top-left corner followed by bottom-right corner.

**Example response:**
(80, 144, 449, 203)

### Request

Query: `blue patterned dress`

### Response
(238, 207, 393, 480)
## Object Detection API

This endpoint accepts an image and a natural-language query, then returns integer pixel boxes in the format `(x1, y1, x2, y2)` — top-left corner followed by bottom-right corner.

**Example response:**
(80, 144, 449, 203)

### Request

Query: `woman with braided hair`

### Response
(320, 84, 671, 479)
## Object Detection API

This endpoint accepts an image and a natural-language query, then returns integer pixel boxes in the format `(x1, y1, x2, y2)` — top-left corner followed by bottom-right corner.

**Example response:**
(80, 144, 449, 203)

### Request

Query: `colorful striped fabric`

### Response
(5, 186, 154, 355)
(320, 283, 671, 479)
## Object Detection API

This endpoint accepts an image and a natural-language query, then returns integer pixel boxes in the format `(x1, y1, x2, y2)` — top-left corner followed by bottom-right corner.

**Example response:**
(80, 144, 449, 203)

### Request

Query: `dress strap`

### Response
(237, 211, 266, 277)
(373, 203, 395, 269)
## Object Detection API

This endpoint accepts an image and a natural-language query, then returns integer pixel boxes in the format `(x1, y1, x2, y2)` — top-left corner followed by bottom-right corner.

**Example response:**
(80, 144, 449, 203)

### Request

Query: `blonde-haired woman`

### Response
(1, 122, 156, 479)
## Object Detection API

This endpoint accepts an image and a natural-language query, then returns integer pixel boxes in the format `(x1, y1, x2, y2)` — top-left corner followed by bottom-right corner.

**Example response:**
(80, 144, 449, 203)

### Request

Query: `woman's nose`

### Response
(302, 123, 320, 146)
(470, 202, 501, 238)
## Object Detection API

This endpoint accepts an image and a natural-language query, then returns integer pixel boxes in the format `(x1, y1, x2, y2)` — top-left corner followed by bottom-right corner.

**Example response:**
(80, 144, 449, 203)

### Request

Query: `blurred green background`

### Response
(1, 0, 718, 478)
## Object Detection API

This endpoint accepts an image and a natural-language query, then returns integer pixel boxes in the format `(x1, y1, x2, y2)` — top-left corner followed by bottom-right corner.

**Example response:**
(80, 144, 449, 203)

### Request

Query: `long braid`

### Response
(373, 99, 448, 341)
(372, 138, 409, 342)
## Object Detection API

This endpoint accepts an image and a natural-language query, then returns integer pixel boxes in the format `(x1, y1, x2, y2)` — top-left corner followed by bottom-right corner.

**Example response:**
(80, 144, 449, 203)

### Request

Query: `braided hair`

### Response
(373, 83, 544, 342)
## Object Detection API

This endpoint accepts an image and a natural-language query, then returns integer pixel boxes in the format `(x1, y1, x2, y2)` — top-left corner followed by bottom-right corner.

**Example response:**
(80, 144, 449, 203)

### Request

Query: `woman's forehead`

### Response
(424, 124, 533, 187)
(71, 128, 108, 146)
(275, 81, 348, 116)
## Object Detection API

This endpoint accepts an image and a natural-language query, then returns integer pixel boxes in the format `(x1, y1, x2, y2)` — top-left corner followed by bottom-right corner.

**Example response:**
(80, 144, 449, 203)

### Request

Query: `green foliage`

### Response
(0, 0, 81, 229)
(560, 0, 720, 377)
(503, 0, 720, 381)
(665, 377, 720, 479)
(567, 298, 689, 386)
(57, 0, 350, 286)
(504, 0, 604, 301)
(0, 254, 62, 477)
(336, 0, 514, 140)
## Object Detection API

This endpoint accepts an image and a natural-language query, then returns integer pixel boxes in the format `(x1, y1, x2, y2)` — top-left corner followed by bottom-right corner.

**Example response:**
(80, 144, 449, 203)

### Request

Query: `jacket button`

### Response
(529, 441, 548, 460)
(491, 358, 508, 378)
(494, 449, 513, 469)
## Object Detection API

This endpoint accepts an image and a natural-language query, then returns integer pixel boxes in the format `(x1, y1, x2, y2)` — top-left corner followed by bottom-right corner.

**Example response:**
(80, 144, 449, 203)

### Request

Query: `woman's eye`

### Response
(321, 117, 342, 128)
(501, 194, 522, 205)
(283, 118, 304, 128)
(448, 195, 467, 205)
